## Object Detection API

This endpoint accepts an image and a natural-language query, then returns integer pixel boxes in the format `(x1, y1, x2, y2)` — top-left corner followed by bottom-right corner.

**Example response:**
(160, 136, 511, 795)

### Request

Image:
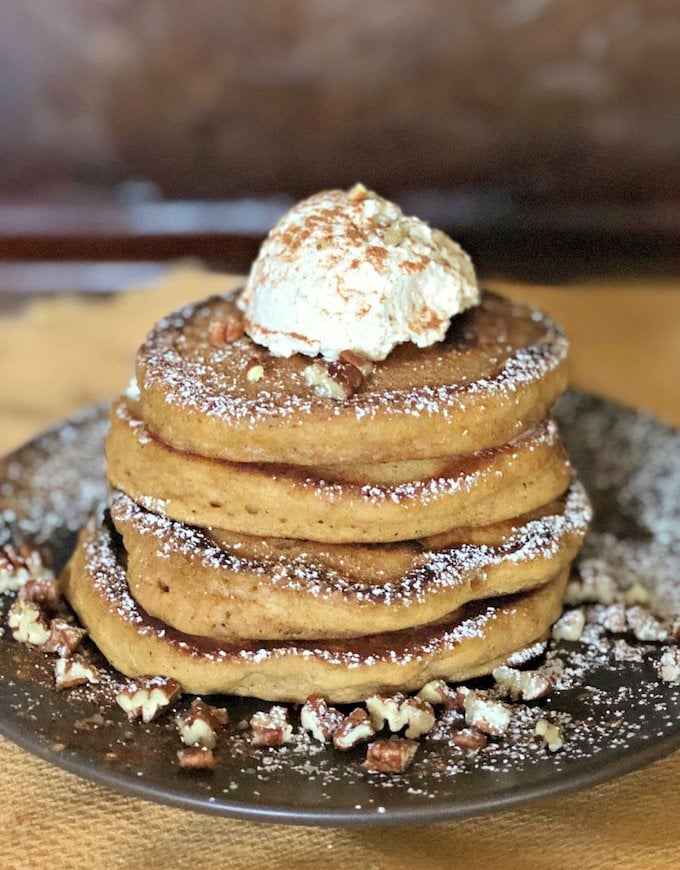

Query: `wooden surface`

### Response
(502, 279, 680, 429)
(0, 266, 678, 870)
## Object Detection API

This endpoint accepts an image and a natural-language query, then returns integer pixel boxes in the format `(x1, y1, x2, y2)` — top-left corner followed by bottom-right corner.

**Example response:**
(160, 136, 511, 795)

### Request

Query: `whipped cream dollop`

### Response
(239, 184, 479, 361)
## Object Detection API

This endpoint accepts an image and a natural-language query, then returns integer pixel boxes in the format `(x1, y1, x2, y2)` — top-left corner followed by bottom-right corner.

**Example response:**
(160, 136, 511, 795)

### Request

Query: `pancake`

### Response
(62, 513, 570, 703)
(136, 290, 568, 466)
(106, 400, 572, 543)
(112, 481, 590, 641)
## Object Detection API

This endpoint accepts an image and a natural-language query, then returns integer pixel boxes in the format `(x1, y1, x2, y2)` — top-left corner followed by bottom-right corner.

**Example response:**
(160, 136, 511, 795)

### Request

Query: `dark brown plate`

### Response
(0, 392, 679, 826)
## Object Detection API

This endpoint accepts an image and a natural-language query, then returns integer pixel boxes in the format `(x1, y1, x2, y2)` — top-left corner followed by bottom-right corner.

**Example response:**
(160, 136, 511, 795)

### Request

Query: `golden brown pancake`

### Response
(106, 399, 572, 543)
(111, 481, 590, 641)
(63, 513, 569, 703)
(136, 290, 568, 466)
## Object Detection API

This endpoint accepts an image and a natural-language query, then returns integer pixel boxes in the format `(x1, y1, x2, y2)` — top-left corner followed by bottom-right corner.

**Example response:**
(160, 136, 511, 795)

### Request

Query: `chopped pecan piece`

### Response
(505, 641, 548, 667)
(0, 543, 53, 594)
(551, 608, 586, 642)
(338, 349, 375, 377)
(177, 746, 216, 770)
(332, 708, 375, 751)
(250, 706, 293, 747)
(208, 320, 228, 347)
(7, 599, 51, 646)
(365, 692, 406, 729)
(613, 639, 644, 662)
(363, 737, 418, 773)
(659, 648, 680, 683)
(176, 699, 229, 749)
(300, 695, 344, 743)
(416, 679, 460, 709)
(116, 676, 182, 723)
(327, 360, 364, 395)
(43, 618, 86, 657)
(303, 363, 343, 399)
(303, 357, 368, 400)
(450, 727, 488, 751)
(460, 689, 512, 736)
(535, 719, 563, 752)
(366, 693, 435, 739)
(625, 606, 667, 642)
(592, 602, 627, 634)
(246, 361, 265, 382)
(18, 577, 60, 613)
(492, 665, 553, 701)
(210, 317, 245, 346)
(55, 656, 99, 690)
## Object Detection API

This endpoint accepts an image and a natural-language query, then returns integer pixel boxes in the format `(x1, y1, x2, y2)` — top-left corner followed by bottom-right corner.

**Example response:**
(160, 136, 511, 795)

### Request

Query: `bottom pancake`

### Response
(63, 513, 570, 702)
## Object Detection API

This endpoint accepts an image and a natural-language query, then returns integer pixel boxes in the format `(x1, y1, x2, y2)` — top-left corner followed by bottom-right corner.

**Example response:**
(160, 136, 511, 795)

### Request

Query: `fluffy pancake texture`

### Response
(106, 399, 572, 543)
(112, 482, 590, 641)
(63, 513, 570, 703)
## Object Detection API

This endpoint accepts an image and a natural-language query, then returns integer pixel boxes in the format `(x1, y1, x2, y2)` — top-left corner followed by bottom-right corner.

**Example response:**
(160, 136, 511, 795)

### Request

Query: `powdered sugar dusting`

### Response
(116, 398, 569, 513)
(0, 406, 109, 555)
(357, 417, 563, 504)
(139, 292, 568, 427)
(83, 515, 518, 668)
(111, 479, 590, 607)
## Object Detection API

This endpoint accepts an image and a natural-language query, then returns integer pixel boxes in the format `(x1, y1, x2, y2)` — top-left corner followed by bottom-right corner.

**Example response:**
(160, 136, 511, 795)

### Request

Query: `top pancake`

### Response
(136, 290, 568, 465)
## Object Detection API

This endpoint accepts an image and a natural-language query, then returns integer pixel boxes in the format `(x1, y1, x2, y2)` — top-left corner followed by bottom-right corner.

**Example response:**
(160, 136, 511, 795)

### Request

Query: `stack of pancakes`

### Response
(64, 289, 591, 703)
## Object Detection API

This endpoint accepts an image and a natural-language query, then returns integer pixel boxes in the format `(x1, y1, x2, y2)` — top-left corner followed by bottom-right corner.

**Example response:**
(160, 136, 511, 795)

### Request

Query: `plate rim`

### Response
(1, 699, 679, 826)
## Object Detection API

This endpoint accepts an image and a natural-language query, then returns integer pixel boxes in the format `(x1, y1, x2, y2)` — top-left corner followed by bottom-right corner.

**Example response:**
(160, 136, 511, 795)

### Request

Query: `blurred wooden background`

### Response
(0, 0, 678, 286)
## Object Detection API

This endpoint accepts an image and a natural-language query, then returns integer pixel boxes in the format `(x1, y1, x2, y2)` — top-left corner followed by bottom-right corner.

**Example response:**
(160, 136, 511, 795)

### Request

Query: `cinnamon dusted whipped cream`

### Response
(239, 184, 479, 361)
